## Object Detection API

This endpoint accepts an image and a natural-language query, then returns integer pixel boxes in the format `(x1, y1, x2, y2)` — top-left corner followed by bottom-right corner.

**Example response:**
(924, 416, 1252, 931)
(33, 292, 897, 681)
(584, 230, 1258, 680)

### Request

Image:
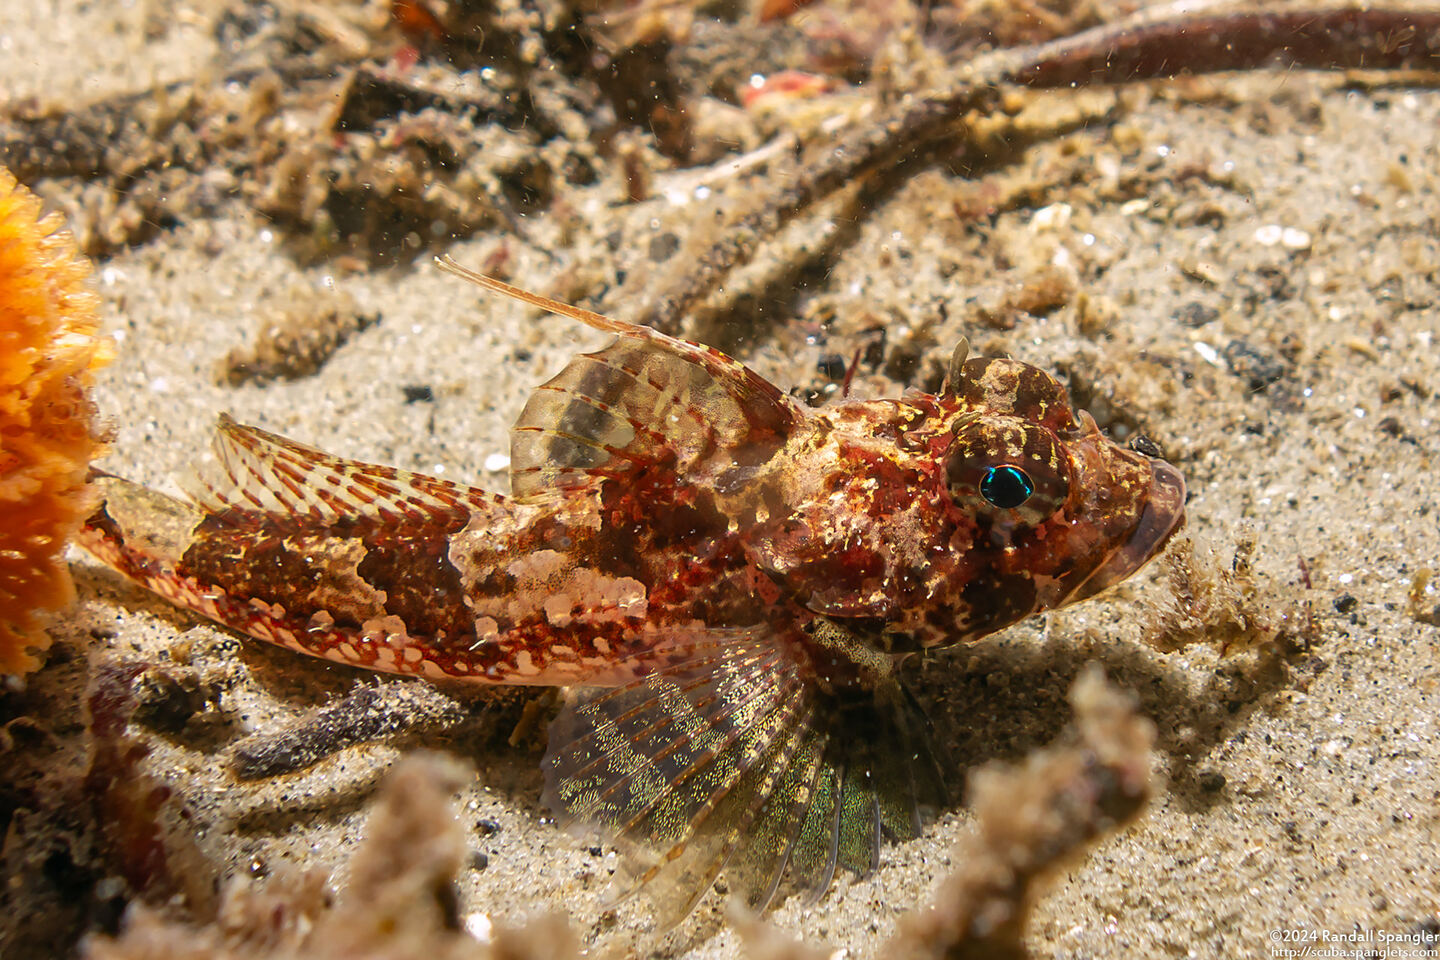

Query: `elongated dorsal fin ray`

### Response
(436, 256, 804, 500)
(943, 337, 971, 396)
(186, 414, 496, 526)
(540, 624, 948, 926)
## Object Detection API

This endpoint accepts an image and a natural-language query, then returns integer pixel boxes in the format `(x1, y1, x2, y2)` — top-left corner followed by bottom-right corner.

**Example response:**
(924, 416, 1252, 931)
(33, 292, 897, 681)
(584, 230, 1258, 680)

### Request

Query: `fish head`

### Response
(939, 352, 1186, 641)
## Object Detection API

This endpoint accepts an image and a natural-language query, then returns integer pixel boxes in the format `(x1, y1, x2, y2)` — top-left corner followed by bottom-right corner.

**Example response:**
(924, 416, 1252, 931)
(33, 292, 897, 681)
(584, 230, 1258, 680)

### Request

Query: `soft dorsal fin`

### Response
(436, 256, 804, 499)
(186, 414, 495, 526)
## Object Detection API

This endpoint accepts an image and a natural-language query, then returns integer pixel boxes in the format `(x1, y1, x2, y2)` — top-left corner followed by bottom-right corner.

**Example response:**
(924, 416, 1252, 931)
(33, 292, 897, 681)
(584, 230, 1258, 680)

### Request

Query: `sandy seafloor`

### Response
(4, 1, 1440, 958)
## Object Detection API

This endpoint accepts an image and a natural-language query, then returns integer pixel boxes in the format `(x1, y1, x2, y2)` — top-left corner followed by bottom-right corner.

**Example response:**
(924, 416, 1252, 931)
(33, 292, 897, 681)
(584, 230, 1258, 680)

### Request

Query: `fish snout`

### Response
(1067, 458, 1186, 603)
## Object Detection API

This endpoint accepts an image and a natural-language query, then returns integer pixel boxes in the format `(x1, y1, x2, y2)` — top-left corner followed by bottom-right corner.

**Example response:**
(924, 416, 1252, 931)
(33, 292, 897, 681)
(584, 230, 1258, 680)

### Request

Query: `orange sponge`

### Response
(0, 166, 112, 674)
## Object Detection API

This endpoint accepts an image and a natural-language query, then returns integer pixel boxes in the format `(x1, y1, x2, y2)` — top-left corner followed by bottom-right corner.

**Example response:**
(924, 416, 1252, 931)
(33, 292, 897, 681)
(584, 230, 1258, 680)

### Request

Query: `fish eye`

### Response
(946, 425, 1070, 526)
(979, 465, 1034, 509)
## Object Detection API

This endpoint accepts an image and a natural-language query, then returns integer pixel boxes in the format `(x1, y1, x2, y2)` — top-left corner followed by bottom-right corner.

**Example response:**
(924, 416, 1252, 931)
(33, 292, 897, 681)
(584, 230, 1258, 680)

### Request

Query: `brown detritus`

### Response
(84, 660, 217, 915)
(728, 903, 834, 960)
(84, 753, 580, 960)
(336, 752, 470, 944)
(962, 262, 1080, 333)
(506, 687, 559, 749)
(0, 166, 111, 675)
(1408, 569, 1440, 627)
(229, 682, 469, 780)
(1143, 533, 1312, 655)
(592, 38, 694, 162)
(575, 0, 695, 51)
(1005, 263, 1076, 318)
(131, 666, 229, 741)
(217, 289, 379, 387)
(758, 0, 822, 23)
(887, 665, 1154, 960)
(1, 26, 576, 263)
(253, 88, 546, 266)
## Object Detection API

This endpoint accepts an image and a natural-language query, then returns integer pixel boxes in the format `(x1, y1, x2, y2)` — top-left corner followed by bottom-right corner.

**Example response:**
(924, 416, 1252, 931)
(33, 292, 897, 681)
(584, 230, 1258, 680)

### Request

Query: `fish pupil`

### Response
(980, 465, 1034, 509)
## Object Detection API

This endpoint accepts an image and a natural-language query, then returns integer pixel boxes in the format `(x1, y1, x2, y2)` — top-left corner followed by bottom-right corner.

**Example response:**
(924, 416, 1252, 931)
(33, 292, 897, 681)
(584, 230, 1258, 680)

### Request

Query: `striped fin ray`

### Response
(431, 256, 801, 500)
(185, 414, 495, 526)
(540, 633, 949, 925)
(510, 336, 802, 498)
(722, 679, 949, 913)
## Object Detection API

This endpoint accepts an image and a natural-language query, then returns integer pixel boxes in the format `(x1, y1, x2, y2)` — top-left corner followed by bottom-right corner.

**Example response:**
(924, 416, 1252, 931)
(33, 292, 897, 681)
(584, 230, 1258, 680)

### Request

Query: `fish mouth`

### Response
(1068, 459, 1187, 603)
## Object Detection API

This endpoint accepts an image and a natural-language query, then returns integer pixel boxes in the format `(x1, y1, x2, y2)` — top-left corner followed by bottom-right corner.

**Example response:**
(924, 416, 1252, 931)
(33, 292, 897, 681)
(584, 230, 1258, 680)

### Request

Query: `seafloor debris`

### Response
(86, 675, 1153, 960)
(84, 753, 579, 960)
(732, 666, 1156, 960)
(229, 682, 468, 780)
(84, 660, 217, 915)
(0, 165, 111, 674)
(886, 666, 1154, 960)
(217, 288, 378, 387)
(624, 5, 1440, 338)
(1143, 531, 1312, 655)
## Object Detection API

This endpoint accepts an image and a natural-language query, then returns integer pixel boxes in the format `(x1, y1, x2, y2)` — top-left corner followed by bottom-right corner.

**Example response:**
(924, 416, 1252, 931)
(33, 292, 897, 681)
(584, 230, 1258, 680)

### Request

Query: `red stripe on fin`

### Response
(186, 414, 497, 526)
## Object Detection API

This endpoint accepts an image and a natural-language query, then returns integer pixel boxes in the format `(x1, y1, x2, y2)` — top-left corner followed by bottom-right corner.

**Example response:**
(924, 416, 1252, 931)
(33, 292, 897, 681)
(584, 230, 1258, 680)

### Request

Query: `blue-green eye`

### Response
(980, 465, 1034, 509)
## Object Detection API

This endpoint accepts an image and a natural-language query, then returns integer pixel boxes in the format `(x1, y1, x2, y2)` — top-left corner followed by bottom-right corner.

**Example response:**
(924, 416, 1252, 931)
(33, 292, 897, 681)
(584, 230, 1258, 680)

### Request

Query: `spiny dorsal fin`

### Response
(186, 414, 495, 526)
(435, 256, 804, 499)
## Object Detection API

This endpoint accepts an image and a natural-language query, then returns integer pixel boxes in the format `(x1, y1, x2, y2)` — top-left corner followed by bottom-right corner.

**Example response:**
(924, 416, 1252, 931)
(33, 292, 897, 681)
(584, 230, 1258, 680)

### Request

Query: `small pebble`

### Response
(1193, 341, 1223, 367)
(1254, 224, 1284, 246)
(1175, 302, 1219, 328)
(1030, 202, 1072, 232)
(1197, 770, 1227, 793)
(1280, 227, 1312, 250)
(1254, 224, 1311, 250)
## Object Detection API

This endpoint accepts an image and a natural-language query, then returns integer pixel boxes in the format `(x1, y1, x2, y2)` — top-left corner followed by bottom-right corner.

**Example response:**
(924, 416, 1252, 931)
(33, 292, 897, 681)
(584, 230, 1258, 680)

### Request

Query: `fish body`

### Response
(80, 257, 1185, 921)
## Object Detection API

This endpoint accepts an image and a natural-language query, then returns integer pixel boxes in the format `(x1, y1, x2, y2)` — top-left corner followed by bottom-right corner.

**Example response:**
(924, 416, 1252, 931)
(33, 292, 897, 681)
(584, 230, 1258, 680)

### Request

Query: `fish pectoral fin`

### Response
(541, 631, 949, 926)
(186, 414, 499, 527)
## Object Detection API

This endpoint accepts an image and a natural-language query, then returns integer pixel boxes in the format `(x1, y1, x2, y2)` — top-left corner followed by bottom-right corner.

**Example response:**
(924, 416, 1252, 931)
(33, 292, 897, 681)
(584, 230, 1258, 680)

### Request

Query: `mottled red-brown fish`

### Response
(79, 255, 1185, 923)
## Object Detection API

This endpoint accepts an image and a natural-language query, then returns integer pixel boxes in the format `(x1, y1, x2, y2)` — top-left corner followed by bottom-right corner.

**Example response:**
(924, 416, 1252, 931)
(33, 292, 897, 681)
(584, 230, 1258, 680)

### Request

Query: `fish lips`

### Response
(1065, 458, 1186, 604)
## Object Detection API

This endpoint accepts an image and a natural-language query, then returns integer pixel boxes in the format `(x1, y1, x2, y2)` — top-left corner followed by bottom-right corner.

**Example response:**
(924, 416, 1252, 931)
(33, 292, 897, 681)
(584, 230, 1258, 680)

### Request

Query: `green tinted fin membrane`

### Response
(544, 639, 780, 826)
(543, 644, 949, 924)
(628, 692, 816, 924)
(721, 717, 829, 911)
(542, 633, 814, 926)
(509, 335, 801, 499)
(762, 680, 947, 910)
